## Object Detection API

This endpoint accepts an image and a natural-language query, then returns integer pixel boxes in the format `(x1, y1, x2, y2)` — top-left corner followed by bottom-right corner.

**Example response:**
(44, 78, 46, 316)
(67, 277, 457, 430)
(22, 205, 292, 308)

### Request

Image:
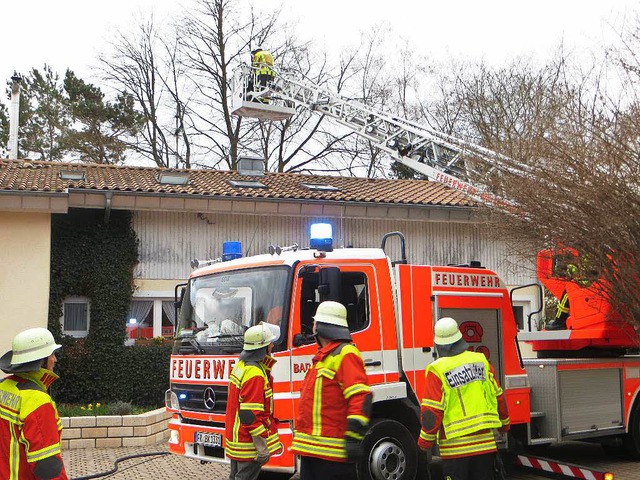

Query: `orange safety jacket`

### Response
(224, 356, 282, 461)
(0, 368, 68, 480)
(291, 341, 371, 462)
(418, 351, 510, 459)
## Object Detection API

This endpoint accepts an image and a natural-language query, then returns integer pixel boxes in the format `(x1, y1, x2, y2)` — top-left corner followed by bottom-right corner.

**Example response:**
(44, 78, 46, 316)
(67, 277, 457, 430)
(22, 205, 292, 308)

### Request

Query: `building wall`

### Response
(132, 210, 537, 286)
(0, 212, 51, 355)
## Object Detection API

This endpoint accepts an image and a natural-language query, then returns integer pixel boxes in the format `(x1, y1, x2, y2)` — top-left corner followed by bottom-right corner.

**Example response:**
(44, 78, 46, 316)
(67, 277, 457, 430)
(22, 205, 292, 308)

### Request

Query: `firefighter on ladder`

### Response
(225, 322, 283, 480)
(418, 317, 510, 480)
(0, 328, 68, 480)
(291, 301, 372, 480)
(248, 47, 275, 103)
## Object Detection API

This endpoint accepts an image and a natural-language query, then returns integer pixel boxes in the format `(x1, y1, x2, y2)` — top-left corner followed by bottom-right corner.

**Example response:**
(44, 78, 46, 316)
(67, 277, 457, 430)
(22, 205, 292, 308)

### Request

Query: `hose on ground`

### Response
(70, 451, 170, 480)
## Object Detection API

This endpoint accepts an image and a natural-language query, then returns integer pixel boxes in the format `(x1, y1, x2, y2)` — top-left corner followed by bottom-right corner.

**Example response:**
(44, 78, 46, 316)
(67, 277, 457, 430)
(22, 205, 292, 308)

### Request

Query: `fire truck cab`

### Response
(166, 227, 529, 479)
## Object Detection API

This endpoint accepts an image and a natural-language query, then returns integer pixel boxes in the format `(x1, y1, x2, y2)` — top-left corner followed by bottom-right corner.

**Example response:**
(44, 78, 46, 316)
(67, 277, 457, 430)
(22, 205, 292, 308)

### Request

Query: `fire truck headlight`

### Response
(165, 389, 180, 410)
(169, 430, 180, 444)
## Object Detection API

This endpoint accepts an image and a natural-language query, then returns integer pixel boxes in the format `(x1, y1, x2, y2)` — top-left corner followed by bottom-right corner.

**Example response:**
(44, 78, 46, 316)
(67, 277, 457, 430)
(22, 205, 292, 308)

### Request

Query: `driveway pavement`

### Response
(63, 442, 637, 480)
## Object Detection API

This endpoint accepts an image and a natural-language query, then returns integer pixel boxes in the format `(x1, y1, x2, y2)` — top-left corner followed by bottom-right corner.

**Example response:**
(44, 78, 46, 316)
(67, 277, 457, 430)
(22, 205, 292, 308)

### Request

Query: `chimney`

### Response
(8, 73, 22, 160)
(237, 156, 265, 176)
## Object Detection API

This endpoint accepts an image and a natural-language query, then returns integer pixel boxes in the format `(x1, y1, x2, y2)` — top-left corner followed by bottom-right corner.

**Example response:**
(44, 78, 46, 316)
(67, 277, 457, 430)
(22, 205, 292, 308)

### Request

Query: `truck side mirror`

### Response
(293, 333, 315, 347)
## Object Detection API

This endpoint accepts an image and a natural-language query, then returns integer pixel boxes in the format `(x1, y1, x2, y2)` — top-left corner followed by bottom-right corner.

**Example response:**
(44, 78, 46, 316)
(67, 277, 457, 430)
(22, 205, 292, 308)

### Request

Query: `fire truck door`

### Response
(435, 295, 505, 381)
(289, 264, 385, 397)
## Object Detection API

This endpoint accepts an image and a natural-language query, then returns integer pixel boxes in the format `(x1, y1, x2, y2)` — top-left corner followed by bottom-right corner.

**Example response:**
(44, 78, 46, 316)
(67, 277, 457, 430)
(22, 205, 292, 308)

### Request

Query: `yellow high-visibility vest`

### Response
(253, 50, 275, 76)
(428, 350, 502, 439)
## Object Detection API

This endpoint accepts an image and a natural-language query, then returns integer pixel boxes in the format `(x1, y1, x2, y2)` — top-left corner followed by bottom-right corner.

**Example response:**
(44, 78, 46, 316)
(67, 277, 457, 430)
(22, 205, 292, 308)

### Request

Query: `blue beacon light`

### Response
(310, 223, 333, 252)
(222, 241, 242, 261)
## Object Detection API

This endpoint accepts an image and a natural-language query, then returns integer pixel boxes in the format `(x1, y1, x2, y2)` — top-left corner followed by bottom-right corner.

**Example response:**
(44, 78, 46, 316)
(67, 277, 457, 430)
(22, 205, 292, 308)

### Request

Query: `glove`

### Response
(345, 437, 363, 463)
(252, 435, 270, 464)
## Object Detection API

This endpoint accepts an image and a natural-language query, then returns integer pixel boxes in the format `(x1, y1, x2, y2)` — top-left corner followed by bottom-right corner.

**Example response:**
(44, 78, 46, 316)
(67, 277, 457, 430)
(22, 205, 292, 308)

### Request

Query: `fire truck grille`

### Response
(173, 383, 228, 414)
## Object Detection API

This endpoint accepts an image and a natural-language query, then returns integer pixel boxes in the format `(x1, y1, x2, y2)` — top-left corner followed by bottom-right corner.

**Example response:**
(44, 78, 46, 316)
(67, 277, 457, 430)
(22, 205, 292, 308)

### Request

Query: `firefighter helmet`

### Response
(434, 317, 463, 345)
(313, 301, 352, 341)
(243, 323, 279, 351)
(9, 328, 62, 365)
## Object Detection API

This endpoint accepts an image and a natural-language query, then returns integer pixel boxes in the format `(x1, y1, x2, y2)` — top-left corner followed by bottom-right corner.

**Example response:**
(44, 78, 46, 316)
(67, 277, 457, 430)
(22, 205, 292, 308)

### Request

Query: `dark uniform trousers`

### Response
(300, 456, 357, 480)
(442, 452, 496, 480)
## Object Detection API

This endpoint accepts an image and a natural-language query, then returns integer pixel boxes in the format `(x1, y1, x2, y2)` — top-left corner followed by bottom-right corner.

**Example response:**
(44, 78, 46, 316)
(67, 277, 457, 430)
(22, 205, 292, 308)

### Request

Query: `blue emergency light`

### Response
(222, 241, 242, 261)
(310, 223, 333, 252)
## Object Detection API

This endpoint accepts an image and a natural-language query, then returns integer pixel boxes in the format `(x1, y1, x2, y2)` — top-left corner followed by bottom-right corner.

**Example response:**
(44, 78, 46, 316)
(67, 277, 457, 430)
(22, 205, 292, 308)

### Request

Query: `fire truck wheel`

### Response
(623, 402, 640, 459)
(357, 419, 417, 480)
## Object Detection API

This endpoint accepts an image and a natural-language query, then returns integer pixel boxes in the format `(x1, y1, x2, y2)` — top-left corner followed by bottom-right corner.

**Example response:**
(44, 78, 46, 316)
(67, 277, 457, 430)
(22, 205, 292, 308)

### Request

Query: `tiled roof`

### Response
(0, 159, 475, 207)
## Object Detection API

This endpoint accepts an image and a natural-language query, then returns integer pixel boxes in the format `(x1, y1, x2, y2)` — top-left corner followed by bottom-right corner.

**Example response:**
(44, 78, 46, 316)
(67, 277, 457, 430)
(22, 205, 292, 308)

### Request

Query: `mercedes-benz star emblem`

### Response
(203, 387, 216, 410)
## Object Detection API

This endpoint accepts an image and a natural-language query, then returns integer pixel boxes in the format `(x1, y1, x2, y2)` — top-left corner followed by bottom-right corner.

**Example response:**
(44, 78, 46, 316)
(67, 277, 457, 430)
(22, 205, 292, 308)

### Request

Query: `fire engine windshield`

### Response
(174, 266, 289, 354)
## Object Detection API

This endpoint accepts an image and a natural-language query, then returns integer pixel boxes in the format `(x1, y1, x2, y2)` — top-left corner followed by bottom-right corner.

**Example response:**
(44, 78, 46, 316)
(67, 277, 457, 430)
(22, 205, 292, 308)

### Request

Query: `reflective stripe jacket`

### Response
(252, 50, 275, 76)
(224, 356, 282, 461)
(291, 341, 371, 462)
(418, 350, 510, 459)
(0, 368, 68, 480)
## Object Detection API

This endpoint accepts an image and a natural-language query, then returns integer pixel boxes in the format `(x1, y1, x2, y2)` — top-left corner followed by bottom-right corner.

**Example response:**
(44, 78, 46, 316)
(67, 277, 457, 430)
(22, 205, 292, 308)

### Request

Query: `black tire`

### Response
(358, 418, 418, 480)
(623, 402, 640, 459)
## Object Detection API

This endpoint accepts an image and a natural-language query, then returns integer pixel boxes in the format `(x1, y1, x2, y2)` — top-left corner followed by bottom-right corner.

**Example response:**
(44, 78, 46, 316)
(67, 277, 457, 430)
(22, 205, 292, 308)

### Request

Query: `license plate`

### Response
(195, 432, 223, 447)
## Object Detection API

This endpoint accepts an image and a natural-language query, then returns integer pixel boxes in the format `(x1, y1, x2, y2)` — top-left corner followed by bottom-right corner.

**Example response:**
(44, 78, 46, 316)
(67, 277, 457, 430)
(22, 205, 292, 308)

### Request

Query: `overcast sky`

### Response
(2, 0, 638, 90)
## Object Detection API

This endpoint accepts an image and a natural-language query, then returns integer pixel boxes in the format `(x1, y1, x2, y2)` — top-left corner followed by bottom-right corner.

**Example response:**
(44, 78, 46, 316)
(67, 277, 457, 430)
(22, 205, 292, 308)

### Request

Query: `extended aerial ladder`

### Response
(230, 64, 515, 205)
(230, 62, 640, 348)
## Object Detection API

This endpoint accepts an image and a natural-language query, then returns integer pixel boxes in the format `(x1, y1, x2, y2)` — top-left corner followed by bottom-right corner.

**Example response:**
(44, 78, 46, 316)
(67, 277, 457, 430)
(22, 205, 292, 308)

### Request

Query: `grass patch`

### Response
(57, 401, 155, 417)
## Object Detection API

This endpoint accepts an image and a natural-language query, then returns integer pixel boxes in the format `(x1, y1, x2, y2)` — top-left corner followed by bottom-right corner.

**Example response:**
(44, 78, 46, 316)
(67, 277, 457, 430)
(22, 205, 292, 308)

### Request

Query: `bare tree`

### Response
(100, 17, 194, 168)
(421, 44, 640, 329)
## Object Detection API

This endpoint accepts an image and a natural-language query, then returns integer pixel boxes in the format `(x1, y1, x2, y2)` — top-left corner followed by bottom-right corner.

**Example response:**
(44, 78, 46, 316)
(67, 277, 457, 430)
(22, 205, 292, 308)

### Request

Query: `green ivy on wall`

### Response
(47, 208, 172, 406)
(48, 208, 138, 345)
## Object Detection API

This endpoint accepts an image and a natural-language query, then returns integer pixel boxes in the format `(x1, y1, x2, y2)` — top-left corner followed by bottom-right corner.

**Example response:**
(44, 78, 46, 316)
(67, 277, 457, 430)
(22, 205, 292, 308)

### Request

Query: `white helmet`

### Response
(10, 328, 62, 365)
(313, 301, 351, 341)
(434, 317, 463, 346)
(243, 323, 279, 351)
(313, 301, 348, 328)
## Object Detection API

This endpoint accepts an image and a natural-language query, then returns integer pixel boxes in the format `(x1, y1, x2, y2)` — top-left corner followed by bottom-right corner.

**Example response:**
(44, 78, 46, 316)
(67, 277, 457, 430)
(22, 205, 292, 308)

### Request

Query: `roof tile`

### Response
(0, 159, 475, 207)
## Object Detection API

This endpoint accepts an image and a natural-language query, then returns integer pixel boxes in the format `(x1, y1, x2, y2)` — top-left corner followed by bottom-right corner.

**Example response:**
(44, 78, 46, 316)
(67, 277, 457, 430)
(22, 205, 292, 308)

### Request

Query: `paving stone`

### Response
(61, 441, 638, 480)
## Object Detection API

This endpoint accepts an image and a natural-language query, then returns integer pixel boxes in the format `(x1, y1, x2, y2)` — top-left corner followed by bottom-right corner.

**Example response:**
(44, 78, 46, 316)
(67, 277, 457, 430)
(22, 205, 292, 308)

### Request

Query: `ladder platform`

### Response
(231, 101, 296, 121)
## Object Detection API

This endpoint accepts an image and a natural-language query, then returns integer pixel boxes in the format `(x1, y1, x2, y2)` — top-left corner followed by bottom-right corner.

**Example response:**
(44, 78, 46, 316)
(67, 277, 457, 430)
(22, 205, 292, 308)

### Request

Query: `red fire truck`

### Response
(165, 66, 640, 479)
(166, 229, 529, 479)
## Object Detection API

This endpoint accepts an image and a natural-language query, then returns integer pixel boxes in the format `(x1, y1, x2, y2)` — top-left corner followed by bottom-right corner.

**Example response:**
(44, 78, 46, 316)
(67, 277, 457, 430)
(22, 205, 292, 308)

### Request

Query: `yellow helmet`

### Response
(243, 323, 279, 351)
(434, 317, 463, 345)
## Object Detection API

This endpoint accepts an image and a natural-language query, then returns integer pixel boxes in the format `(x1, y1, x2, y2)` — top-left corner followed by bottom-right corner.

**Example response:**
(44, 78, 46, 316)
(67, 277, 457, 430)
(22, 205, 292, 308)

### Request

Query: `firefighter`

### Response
(0, 327, 68, 480)
(225, 322, 283, 480)
(418, 317, 510, 480)
(291, 300, 372, 480)
(248, 47, 275, 103)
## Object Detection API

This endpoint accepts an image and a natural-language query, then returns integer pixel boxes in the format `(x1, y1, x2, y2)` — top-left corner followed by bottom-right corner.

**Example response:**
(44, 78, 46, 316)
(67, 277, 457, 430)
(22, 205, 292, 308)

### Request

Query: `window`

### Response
(127, 300, 154, 341)
(301, 183, 339, 192)
(513, 305, 524, 330)
(299, 268, 370, 337)
(228, 179, 267, 189)
(125, 296, 181, 344)
(61, 296, 90, 337)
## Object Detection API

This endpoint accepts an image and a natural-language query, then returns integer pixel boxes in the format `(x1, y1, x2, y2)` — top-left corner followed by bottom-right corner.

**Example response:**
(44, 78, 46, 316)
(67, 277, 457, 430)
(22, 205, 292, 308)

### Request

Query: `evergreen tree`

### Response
(63, 71, 144, 164)
(18, 66, 70, 160)
(0, 101, 8, 156)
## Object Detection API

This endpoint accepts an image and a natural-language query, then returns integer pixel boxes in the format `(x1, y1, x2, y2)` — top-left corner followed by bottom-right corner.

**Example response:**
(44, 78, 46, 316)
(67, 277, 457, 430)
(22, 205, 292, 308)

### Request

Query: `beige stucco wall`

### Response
(0, 212, 51, 356)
